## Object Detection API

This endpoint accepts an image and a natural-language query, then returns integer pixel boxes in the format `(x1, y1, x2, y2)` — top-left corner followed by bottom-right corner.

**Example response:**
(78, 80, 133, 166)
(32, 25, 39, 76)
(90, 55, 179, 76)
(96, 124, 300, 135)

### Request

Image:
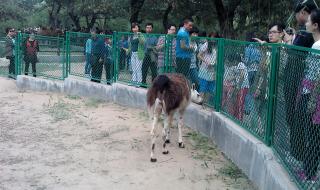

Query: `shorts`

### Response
(199, 79, 215, 93)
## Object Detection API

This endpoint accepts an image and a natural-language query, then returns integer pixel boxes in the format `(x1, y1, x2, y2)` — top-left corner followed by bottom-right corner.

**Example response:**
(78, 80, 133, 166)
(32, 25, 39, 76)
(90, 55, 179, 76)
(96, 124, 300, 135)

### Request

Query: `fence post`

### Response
(15, 32, 22, 76)
(112, 31, 118, 82)
(64, 31, 70, 78)
(214, 38, 225, 112)
(163, 34, 169, 73)
(265, 44, 280, 146)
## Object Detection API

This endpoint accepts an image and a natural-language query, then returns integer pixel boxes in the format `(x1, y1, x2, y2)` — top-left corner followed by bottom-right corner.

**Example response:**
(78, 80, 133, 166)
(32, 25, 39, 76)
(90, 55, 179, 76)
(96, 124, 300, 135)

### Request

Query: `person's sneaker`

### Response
(8, 75, 15, 79)
(307, 175, 318, 182)
(297, 169, 307, 181)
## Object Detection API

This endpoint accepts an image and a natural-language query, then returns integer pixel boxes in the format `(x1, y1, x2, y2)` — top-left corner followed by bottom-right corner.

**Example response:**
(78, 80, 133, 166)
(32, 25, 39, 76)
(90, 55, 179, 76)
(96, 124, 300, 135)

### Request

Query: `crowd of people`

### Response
(2, 0, 320, 184)
(61, 1, 320, 183)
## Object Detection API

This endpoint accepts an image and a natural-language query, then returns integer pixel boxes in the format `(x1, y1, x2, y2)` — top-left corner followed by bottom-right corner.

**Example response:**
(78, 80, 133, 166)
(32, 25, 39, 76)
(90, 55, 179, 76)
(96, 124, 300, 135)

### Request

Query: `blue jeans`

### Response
(244, 71, 256, 114)
(85, 53, 92, 74)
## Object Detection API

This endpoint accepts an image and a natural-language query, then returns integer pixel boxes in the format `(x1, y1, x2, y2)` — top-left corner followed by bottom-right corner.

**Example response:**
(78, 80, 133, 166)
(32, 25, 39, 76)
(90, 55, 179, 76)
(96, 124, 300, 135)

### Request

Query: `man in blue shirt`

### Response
(176, 19, 194, 77)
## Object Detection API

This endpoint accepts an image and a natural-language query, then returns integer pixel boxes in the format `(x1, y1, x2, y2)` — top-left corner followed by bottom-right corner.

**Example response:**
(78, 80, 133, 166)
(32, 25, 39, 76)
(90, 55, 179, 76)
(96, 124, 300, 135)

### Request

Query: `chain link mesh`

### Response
(0, 31, 319, 189)
(114, 32, 166, 87)
(18, 33, 65, 79)
(69, 32, 114, 84)
(221, 40, 270, 140)
(0, 37, 10, 76)
(274, 45, 320, 190)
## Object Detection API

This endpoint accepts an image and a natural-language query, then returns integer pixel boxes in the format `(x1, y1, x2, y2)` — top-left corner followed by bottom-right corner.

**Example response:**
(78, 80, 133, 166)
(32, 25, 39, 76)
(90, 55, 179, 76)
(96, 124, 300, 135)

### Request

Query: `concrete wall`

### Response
(16, 75, 298, 190)
(37, 54, 85, 63)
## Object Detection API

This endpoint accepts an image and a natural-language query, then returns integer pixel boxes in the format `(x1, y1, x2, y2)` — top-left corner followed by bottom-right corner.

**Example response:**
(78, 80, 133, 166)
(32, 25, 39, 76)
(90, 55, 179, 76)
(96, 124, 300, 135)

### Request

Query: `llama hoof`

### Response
(162, 150, 169, 154)
(178, 142, 185, 148)
(165, 139, 170, 144)
(150, 158, 157, 162)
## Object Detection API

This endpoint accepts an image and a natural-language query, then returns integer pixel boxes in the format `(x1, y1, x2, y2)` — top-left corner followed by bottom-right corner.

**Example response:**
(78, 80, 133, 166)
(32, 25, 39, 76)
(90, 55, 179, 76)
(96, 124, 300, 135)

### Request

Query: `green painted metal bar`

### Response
(65, 31, 70, 78)
(164, 35, 169, 73)
(15, 32, 22, 76)
(214, 38, 225, 112)
(113, 31, 118, 82)
(265, 44, 280, 146)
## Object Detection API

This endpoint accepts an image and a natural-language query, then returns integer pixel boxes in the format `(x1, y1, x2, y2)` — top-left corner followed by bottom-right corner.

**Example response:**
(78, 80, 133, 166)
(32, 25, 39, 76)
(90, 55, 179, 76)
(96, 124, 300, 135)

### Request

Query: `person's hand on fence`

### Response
(122, 47, 129, 55)
(252, 38, 267, 44)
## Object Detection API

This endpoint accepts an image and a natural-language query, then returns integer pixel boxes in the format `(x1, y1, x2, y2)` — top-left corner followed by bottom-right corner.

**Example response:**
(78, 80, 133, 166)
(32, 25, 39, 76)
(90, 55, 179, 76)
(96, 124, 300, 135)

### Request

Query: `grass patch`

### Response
(46, 99, 72, 121)
(84, 98, 105, 108)
(219, 161, 245, 180)
(66, 95, 81, 100)
(139, 111, 149, 121)
(186, 132, 218, 161)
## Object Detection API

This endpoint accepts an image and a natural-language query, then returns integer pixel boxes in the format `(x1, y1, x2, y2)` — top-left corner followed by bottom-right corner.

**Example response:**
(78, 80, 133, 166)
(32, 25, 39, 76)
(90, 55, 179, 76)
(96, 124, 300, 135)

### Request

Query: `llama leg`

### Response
(178, 111, 185, 148)
(162, 116, 169, 154)
(165, 113, 173, 144)
(161, 113, 172, 155)
(150, 99, 162, 162)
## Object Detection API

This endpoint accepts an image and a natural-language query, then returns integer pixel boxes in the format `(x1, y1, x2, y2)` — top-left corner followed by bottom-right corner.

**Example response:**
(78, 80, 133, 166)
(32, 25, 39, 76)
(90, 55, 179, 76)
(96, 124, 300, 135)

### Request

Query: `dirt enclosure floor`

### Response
(0, 77, 256, 190)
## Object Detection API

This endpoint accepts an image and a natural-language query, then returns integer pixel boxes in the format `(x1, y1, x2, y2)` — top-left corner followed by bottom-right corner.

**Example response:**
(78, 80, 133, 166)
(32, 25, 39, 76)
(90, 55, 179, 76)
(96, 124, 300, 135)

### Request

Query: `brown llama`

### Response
(147, 73, 191, 162)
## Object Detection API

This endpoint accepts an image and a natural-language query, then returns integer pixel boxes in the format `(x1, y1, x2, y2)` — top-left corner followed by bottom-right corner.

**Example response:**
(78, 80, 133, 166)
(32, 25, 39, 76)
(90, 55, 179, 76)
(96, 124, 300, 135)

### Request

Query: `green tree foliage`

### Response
(2, 0, 320, 38)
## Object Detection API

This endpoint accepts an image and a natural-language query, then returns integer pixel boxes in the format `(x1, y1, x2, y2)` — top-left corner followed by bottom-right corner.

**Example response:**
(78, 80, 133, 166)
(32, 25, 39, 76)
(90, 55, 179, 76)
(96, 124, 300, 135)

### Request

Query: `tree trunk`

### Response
(162, 2, 173, 32)
(86, 14, 97, 31)
(212, 0, 242, 38)
(48, 1, 62, 30)
(130, 0, 145, 23)
(67, 1, 81, 31)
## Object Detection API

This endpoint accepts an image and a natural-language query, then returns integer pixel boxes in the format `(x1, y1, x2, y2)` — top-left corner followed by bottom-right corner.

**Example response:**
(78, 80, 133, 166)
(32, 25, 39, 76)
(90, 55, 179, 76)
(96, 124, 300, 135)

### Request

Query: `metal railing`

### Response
(0, 31, 319, 190)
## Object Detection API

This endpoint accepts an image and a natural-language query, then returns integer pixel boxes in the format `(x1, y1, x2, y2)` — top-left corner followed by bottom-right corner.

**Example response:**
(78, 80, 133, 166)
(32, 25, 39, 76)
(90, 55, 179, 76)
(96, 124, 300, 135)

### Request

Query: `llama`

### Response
(147, 73, 191, 162)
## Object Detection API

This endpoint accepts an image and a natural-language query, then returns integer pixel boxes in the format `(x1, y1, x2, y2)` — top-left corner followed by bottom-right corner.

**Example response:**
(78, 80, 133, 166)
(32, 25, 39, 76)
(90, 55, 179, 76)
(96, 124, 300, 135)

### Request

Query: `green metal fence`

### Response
(0, 33, 66, 80)
(0, 37, 7, 76)
(18, 33, 66, 79)
(273, 44, 320, 190)
(1, 31, 319, 189)
(0, 36, 15, 78)
(220, 40, 271, 141)
(113, 32, 168, 88)
(68, 32, 114, 84)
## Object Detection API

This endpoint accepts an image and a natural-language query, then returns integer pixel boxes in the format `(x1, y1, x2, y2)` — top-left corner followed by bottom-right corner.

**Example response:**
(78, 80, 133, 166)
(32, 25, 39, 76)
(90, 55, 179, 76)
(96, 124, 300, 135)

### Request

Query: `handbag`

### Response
(191, 83, 203, 104)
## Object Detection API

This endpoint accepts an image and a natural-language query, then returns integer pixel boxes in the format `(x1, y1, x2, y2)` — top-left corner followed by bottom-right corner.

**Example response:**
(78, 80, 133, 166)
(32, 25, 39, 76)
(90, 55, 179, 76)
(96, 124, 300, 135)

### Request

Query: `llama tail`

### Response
(152, 74, 171, 95)
(147, 74, 171, 119)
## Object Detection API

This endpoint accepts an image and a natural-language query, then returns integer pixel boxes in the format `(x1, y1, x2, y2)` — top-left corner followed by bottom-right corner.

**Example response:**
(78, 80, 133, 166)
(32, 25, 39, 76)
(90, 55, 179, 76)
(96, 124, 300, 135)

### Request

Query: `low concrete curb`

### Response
(16, 75, 298, 190)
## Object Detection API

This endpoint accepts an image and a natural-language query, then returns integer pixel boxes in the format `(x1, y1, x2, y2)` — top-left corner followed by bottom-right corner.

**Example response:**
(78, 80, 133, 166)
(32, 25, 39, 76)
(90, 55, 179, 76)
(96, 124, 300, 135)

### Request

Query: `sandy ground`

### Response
(0, 77, 256, 190)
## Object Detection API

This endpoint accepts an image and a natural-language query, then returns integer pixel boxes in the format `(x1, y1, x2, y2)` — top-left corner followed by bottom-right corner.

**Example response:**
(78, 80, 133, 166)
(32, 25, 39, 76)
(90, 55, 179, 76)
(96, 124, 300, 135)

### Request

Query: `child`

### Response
(222, 53, 238, 114)
(189, 27, 200, 90)
(197, 39, 217, 103)
(234, 53, 250, 121)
